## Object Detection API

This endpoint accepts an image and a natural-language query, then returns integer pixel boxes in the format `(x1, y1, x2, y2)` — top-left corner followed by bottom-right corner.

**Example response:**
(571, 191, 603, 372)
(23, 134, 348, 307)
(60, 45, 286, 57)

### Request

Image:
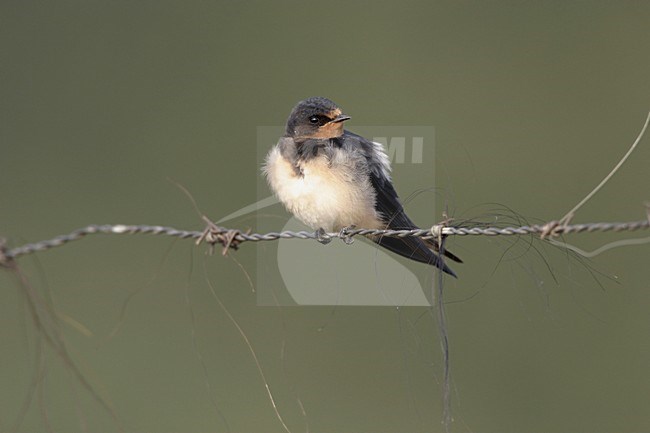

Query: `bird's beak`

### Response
(331, 114, 351, 123)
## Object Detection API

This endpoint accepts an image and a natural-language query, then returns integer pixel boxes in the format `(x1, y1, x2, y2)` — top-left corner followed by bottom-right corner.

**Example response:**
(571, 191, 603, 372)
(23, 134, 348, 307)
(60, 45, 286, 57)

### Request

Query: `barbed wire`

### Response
(2, 218, 649, 266)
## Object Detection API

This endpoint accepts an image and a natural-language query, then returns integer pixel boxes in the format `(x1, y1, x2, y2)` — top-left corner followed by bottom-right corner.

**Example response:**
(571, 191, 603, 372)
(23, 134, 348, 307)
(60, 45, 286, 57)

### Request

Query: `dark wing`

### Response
(368, 171, 459, 277)
(339, 131, 461, 277)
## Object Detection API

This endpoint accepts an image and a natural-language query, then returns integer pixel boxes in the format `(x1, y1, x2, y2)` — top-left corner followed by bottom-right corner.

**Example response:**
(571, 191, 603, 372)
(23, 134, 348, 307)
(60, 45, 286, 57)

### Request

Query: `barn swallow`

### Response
(263, 97, 462, 277)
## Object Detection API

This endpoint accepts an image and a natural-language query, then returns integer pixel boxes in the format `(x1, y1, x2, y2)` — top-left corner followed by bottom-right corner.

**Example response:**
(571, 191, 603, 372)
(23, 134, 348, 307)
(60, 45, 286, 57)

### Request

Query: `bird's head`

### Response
(285, 97, 350, 140)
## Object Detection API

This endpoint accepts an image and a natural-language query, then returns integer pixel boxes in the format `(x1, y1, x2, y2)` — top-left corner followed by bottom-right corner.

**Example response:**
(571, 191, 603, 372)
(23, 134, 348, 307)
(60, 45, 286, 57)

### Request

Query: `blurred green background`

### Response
(2, 1, 650, 432)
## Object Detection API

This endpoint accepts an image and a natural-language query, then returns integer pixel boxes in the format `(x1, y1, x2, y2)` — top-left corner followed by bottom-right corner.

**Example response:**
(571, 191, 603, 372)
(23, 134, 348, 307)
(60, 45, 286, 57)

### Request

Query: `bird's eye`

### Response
(309, 116, 320, 124)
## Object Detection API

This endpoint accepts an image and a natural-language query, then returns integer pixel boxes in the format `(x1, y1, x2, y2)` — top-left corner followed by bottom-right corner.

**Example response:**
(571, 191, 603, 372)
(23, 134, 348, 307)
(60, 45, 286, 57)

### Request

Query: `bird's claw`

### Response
(315, 228, 332, 244)
(338, 225, 356, 245)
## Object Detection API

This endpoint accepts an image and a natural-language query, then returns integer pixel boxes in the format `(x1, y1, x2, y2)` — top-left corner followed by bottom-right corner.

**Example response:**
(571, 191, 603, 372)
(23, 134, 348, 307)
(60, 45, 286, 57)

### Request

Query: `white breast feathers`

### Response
(263, 145, 382, 232)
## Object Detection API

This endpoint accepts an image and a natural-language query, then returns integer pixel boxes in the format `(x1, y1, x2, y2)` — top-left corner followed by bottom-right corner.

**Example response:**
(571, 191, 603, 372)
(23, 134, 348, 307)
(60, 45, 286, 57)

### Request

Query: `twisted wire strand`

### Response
(2, 219, 649, 265)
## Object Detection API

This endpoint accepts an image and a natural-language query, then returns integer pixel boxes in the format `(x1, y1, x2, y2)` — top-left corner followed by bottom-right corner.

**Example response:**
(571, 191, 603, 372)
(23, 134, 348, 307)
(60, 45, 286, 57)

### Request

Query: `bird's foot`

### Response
(338, 225, 356, 245)
(315, 228, 332, 244)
